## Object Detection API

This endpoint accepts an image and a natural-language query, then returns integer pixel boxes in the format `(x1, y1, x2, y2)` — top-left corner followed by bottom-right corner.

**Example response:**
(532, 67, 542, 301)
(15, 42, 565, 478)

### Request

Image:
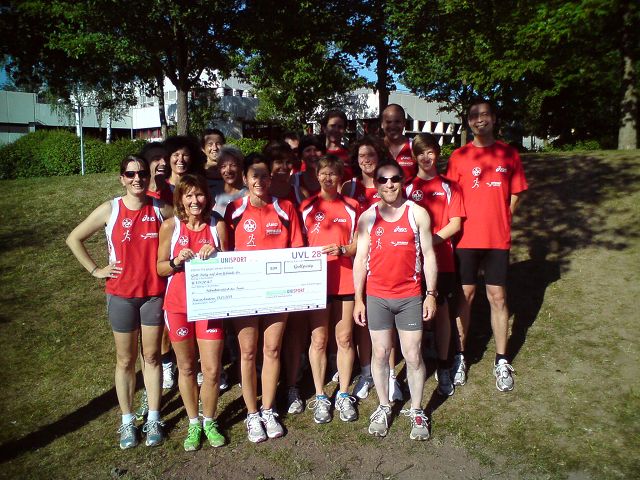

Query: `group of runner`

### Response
(66, 97, 527, 450)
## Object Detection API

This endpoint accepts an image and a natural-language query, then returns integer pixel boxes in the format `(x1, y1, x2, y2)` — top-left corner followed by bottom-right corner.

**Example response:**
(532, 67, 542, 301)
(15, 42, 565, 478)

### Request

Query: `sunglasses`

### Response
(123, 170, 150, 179)
(376, 175, 403, 184)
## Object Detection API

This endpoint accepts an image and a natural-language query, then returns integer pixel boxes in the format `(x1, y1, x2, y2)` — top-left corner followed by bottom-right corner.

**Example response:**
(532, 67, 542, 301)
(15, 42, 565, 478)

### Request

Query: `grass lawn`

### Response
(0, 150, 639, 479)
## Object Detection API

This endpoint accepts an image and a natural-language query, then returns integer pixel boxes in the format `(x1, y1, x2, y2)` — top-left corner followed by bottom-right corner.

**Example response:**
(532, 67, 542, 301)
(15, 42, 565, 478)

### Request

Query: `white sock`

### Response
(189, 417, 200, 425)
(203, 416, 213, 425)
(122, 413, 135, 425)
(147, 410, 160, 422)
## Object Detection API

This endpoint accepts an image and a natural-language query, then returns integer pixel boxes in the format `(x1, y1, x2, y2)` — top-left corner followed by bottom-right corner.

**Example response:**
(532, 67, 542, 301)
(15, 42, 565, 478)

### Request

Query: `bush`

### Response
(0, 130, 147, 179)
(543, 139, 602, 152)
(440, 143, 456, 159)
(228, 137, 268, 156)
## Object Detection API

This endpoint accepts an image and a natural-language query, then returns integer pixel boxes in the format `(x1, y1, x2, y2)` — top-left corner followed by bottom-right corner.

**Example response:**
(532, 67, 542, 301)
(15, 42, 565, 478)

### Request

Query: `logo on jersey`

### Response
(243, 219, 257, 232)
(333, 218, 347, 223)
(486, 181, 502, 187)
(141, 214, 156, 222)
(391, 241, 409, 246)
(122, 218, 133, 228)
(246, 234, 256, 247)
(266, 222, 279, 228)
(411, 190, 424, 202)
(314, 212, 325, 222)
(472, 167, 481, 177)
(495, 166, 508, 173)
(432, 191, 444, 196)
(206, 328, 220, 334)
(394, 226, 408, 233)
(178, 235, 189, 246)
(198, 239, 211, 244)
(176, 327, 189, 337)
(140, 233, 158, 240)
(375, 227, 384, 237)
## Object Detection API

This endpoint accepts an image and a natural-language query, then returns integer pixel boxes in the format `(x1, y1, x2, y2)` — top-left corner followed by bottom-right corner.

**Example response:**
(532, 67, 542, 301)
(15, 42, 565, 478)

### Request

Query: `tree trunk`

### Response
(106, 112, 112, 144)
(156, 74, 168, 140)
(618, 0, 638, 150)
(376, 43, 390, 115)
(176, 87, 189, 136)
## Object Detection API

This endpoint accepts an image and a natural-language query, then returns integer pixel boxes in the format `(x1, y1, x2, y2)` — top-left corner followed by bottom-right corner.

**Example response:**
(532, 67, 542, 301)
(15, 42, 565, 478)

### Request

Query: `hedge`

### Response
(0, 130, 146, 179)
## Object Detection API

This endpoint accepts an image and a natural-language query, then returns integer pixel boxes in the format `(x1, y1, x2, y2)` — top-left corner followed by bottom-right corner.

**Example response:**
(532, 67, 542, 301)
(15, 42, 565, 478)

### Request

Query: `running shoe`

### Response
(368, 404, 391, 437)
(494, 360, 515, 392)
(308, 395, 332, 424)
(245, 412, 267, 443)
(335, 392, 358, 422)
(135, 390, 148, 422)
(183, 422, 202, 451)
(436, 368, 455, 397)
(353, 374, 373, 399)
(286, 385, 304, 415)
(219, 370, 229, 391)
(450, 353, 467, 386)
(261, 408, 284, 439)
(162, 361, 175, 390)
(142, 419, 165, 447)
(203, 419, 225, 447)
(197, 371, 204, 387)
(401, 408, 431, 441)
(331, 370, 340, 383)
(117, 421, 138, 450)
(389, 371, 403, 402)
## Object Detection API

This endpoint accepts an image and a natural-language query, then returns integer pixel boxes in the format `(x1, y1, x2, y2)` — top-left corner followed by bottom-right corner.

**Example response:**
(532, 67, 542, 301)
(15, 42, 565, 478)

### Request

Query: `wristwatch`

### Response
(169, 257, 182, 270)
(339, 245, 347, 256)
(426, 290, 438, 298)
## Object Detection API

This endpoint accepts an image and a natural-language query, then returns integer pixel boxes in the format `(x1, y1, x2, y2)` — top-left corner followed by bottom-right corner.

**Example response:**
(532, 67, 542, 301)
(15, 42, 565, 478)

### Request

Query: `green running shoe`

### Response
(204, 420, 225, 447)
(183, 422, 202, 451)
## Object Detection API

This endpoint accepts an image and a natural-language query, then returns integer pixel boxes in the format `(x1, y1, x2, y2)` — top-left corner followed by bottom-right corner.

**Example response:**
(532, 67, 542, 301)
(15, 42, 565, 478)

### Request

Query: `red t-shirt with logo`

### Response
(406, 176, 466, 272)
(225, 196, 304, 251)
(366, 201, 422, 298)
(392, 140, 416, 182)
(446, 141, 527, 249)
(343, 179, 380, 210)
(163, 216, 222, 314)
(300, 194, 360, 295)
(105, 197, 166, 298)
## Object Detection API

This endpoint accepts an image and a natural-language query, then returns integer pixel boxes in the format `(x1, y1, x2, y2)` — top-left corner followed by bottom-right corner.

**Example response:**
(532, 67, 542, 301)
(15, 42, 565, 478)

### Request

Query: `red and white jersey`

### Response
(365, 201, 422, 298)
(406, 176, 466, 273)
(146, 187, 173, 205)
(291, 172, 321, 205)
(343, 179, 380, 210)
(225, 196, 304, 251)
(446, 141, 528, 249)
(327, 146, 353, 182)
(163, 216, 222, 314)
(300, 194, 360, 295)
(393, 140, 417, 182)
(105, 197, 165, 298)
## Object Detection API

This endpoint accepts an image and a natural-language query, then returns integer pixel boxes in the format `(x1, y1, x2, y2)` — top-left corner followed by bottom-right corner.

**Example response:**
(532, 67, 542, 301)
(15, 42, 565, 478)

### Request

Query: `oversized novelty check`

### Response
(185, 247, 327, 321)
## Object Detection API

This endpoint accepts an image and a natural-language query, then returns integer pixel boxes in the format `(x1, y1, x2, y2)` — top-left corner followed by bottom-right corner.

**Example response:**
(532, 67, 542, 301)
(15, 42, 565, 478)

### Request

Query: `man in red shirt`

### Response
(353, 159, 438, 441)
(446, 99, 528, 392)
(382, 104, 416, 182)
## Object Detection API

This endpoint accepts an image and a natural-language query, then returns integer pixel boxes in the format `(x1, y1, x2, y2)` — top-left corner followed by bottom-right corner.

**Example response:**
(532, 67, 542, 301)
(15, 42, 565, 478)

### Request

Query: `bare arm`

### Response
(433, 217, 462, 246)
(510, 193, 521, 216)
(66, 201, 122, 279)
(414, 206, 438, 321)
(352, 211, 372, 326)
(157, 218, 185, 277)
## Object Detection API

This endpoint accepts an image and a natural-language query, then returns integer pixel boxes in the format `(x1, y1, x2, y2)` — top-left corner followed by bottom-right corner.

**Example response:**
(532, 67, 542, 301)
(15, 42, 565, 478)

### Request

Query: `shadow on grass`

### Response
(461, 152, 640, 366)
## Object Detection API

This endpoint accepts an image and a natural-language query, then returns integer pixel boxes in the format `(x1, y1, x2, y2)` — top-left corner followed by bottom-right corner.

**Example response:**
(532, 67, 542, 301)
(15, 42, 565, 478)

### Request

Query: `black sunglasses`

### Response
(123, 170, 150, 179)
(376, 175, 403, 184)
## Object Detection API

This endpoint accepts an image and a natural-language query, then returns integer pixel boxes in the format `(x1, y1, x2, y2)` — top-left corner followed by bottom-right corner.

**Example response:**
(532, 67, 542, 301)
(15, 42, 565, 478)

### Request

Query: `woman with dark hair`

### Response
(291, 135, 325, 203)
(224, 153, 304, 443)
(157, 174, 228, 451)
(165, 136, 206, 190)
(67, 156, 172, 449)
(320, 109, 352, 181)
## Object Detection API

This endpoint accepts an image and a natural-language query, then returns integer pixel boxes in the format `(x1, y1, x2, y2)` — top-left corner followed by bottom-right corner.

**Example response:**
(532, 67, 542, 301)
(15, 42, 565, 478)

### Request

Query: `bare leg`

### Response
(456, 284, 477, 352)
(486, 284, 509, 355)
(369, 329, 393, 405)
(308, 308, 329, 395)
(398, 329, 426, 410)
(334, 299, 355, 394)
(261, 313, 288, 410)
(140, 325, 163, 412)
(113, 331, 138, 415)
(198, 338, 224, 418)
(172, 338, 198, 419)
(235, 316, 259, 413)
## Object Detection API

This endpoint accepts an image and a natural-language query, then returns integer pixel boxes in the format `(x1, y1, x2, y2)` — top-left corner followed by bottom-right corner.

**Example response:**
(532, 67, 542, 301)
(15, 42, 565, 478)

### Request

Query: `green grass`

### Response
(1, 150, 639, 479)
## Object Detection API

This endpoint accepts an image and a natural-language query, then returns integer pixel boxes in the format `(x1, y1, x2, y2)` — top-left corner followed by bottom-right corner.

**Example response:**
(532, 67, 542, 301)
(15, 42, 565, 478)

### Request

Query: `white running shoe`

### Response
(261, 408, 284, 438)
(219, 370, 229, 391)
(162, 362, 175, 389)
(368, 404, 391, 437)
(308, 395, 332, 424)
(353, 374, 373, 399)
(401, 408, 430, 441)
(245, 412, 267, 443)
(494, 360, 515, 392)
(450, 353, 467, 386)
(389, 371, 403, 402)
(335, 392, 358, 422)
(286, 386, 304, 414)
